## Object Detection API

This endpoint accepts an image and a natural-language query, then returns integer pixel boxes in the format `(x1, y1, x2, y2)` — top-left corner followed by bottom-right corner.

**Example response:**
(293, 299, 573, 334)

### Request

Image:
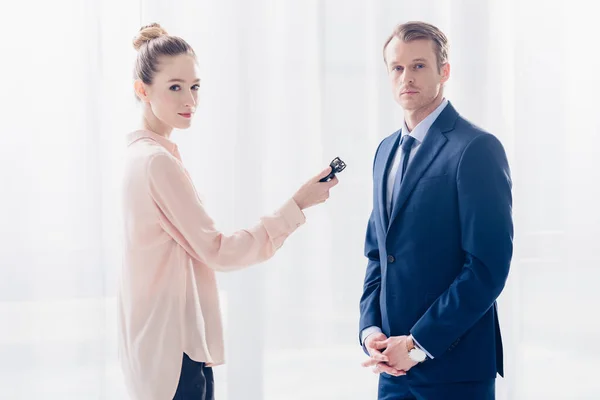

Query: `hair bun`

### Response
(133, 23, 168, 51)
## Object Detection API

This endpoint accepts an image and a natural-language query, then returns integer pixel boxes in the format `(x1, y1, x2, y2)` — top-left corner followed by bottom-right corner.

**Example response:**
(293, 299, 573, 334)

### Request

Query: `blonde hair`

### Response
(132, 23, 195, 85)
(383, 21, 449, 72)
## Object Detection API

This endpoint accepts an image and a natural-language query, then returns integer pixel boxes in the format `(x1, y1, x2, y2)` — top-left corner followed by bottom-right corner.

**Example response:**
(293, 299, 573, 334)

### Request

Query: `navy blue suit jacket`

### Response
(359, 102, 513, 384)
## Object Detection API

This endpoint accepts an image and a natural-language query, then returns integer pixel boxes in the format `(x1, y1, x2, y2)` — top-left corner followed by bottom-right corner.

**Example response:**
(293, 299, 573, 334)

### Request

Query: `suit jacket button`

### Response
(387, 255, 395, 263)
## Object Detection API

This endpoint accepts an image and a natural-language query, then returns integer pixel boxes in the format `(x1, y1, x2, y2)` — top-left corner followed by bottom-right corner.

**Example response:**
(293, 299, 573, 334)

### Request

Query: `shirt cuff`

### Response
(361, 326, 382, 345)
(278, 198, 306, 230)
(411, 334, 434, 360)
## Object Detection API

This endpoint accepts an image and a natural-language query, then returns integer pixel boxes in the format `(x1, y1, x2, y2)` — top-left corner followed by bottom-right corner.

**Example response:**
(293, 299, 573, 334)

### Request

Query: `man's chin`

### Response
(398, 100, 418, 111)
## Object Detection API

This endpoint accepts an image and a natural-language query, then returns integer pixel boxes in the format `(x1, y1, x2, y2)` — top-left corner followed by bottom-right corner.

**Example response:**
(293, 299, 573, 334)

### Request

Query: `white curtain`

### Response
(1, 0, 598, 398)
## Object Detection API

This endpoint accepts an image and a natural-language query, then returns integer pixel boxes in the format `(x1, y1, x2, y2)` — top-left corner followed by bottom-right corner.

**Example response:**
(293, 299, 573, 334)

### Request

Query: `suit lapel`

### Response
(376, 129, 402, 229)
(387, 103, 459, 231)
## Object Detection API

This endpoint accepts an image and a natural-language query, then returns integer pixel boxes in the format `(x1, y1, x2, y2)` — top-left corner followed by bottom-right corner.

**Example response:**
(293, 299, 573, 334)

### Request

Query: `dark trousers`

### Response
(379, 374, 495, 400)
(172, 353, 215, 400)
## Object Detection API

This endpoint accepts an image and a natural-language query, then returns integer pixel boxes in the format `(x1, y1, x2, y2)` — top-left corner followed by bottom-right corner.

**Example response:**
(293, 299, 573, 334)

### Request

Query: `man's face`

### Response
(384, 37, 449, 112)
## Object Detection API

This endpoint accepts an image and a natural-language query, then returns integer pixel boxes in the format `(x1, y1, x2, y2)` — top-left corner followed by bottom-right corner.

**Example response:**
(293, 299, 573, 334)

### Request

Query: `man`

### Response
(359, 21, 513, 399)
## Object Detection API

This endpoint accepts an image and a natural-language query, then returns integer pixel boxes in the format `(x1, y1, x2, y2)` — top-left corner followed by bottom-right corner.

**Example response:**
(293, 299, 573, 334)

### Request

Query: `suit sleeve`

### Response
(147, 152, 306, 271)
(410, 133, 513, 358)
(359, 141, 385, 346)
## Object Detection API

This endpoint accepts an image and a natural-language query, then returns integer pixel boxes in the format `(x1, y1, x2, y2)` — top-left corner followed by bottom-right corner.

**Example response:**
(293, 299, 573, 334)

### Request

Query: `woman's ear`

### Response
(134, 80, 150, 102)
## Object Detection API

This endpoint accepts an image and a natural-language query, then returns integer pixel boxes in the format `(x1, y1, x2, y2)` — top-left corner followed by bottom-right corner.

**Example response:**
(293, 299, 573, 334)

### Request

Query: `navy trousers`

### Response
(172, 353, 214, 400)
(378, 374, 495, 400)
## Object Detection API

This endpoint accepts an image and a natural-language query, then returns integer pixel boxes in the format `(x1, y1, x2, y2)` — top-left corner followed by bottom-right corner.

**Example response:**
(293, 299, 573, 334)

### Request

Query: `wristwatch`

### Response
(407, 335, 427, 363)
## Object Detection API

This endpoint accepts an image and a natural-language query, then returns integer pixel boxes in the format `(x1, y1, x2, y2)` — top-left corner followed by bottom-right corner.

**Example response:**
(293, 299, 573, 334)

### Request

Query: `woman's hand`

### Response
(293, 167, 339, 210)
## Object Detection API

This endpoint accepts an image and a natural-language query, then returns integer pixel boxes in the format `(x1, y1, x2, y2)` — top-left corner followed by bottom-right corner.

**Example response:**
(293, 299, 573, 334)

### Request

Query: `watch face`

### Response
(409, 348, 427, 362)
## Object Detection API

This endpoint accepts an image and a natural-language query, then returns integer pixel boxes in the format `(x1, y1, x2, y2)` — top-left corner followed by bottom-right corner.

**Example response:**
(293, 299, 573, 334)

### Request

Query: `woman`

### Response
(118, 23, 338, 400)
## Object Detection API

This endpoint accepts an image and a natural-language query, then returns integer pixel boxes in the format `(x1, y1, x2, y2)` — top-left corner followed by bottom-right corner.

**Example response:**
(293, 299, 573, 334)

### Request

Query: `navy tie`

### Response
(399, 135, 416, 184)
(390, 135, 416, 217)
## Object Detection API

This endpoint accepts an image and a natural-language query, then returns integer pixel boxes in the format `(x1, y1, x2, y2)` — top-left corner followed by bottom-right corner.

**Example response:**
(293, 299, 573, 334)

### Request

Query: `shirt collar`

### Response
(402, 98, 449, 143)
(127, 130, 181, 160)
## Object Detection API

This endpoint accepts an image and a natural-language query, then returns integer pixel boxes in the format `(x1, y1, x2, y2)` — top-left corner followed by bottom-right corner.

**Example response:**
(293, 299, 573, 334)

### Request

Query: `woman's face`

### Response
(137, 54, 201, 131)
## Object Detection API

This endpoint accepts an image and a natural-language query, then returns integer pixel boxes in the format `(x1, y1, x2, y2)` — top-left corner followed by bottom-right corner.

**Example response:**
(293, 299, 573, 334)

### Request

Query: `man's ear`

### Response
(440, 63, 450, 84)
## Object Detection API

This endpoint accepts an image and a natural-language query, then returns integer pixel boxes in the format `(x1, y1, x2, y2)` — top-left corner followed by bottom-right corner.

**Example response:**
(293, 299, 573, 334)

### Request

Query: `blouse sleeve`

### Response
(146, 152, 306, 271)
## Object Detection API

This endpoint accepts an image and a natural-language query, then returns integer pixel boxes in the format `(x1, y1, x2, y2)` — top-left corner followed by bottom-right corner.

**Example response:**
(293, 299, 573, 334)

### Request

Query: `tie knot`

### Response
(400, 135, 416, 152)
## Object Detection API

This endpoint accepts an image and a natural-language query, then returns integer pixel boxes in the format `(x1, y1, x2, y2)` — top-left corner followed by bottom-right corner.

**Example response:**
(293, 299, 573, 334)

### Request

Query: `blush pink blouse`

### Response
(117, 130, 306, 399)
